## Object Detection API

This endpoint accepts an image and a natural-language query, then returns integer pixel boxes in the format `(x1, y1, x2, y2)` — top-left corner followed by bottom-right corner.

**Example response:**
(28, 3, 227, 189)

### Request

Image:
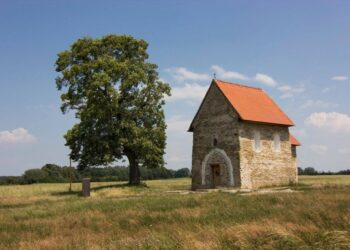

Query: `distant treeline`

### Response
(0, 164, 191, 185)
(298, 167, 350, 176)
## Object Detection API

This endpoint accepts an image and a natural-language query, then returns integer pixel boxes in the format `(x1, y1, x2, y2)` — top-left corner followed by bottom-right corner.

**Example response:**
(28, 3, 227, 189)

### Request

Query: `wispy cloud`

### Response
(278, 85, 305, 99)
(300, 99, 336, 109)
(0, 128, 37, 144)
(322, 87, 331, 93)
(310, 144, 328, 155)
(166, 116, 191, 133)
(254, 73, 277, 87)
(165, 65, 309, 103)
(211, 65, 249, 81)
(167, 83, 208, 102)
(338, 148, 350, 154)
(331, 76, 348, 81)
(305, 112, 350, 133)
(166, 66, 279, 89)
(165, 67, 210, 82)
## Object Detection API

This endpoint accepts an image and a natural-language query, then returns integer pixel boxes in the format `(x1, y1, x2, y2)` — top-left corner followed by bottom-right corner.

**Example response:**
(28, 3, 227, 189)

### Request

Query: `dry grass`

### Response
(299, 175, 350, 185)
(0, 176, 350, 249)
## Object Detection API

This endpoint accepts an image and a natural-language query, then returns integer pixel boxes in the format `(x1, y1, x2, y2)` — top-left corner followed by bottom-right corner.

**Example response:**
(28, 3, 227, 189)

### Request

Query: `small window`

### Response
(291, 145, 297, 157)
(212, 135, 218, 147)
(253, 131, 261, 152)
(273, 133, 281, 152)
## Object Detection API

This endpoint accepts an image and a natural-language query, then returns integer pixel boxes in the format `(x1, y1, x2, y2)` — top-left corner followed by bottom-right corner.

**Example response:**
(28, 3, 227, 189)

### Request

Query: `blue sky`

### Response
(0, 0, 349, 175)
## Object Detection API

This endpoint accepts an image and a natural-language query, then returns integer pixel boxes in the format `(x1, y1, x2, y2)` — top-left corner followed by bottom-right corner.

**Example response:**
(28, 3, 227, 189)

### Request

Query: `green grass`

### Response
(0, 176, 350, 249)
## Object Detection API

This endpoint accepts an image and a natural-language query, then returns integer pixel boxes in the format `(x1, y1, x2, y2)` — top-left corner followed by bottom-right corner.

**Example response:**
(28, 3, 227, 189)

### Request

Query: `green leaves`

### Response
(55, 34, 170, 173)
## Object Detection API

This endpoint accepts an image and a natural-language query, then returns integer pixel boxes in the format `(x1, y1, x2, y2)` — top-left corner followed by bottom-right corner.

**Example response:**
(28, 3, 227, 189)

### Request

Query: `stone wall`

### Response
(190, 82, 298, 190)
(238, 122, 297, 189)
(191, 83, 240, 189)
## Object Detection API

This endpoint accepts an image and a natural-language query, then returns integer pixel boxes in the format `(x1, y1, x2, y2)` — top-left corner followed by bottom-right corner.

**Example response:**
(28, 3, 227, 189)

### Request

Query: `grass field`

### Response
(0, 176, 350, 249)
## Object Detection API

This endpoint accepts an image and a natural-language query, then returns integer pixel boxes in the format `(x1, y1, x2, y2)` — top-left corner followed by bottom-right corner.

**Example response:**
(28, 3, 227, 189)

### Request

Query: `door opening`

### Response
(211, 164, 221, 188)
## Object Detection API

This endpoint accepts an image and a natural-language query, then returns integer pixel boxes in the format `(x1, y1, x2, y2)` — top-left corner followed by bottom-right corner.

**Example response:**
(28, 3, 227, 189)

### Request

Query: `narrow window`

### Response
(291, 145, 297, 157)
(253, 131, 261, 152)
(273, 133, 281, 152)
(212, 135, 218, 147)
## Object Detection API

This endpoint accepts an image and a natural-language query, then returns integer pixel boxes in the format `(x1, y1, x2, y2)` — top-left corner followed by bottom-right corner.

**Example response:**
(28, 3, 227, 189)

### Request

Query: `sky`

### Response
(0, 0, 349, 175)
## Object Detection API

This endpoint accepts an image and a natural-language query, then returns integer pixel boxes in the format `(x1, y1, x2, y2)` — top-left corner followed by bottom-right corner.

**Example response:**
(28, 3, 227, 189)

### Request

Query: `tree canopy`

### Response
(55, 34, 170, 184)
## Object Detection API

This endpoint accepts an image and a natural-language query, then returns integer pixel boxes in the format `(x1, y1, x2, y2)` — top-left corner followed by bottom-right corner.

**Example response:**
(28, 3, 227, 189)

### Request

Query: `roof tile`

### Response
(215, 79, 294, 126)
(290, 133, 301, 146)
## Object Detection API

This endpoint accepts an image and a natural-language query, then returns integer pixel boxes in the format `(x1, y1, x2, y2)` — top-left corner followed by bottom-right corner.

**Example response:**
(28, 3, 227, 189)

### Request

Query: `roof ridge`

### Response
(214, 79, 262, 91)
(214, 79, 295, 127)
(263, 90, 294, 125)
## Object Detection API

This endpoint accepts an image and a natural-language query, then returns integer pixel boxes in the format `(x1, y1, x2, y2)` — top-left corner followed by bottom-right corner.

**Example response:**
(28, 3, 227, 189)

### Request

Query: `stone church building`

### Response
(189, 79, 300, 190)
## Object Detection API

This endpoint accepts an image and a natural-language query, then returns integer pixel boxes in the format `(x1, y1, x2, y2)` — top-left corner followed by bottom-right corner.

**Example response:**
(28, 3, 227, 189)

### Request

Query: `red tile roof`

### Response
(290, 133, 301, 146)
(214, 79, 294, 126)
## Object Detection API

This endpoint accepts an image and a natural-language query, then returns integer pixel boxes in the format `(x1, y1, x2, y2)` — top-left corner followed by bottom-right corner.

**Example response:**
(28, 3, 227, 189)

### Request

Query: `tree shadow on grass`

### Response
(0, 203, 33, 209)
(90, 182, 149, 191)
(91, 183, 130, 191)
(50, 182, 148, 196)
(50, 190, 81, 196)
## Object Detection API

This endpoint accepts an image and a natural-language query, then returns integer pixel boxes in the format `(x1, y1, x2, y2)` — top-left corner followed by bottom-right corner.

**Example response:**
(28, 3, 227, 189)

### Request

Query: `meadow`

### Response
(0, 176, 350, 249)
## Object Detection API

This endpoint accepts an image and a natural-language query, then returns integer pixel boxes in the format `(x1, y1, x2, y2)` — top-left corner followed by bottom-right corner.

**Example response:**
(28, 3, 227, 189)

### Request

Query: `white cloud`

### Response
(279, 93, 294, 99)
(166, 116, 191, 133)
(167, 83, 208, 102)
(310, 144, 328, 155)
(300, 99, 336, 109)
(165, 65, 280, 90)
(254, 73, 277, 87)
(331, 76, 348, 81)
(305, 112, 350, 133)
(165, 67, 210, 82)
(211, 65, 249, 81)
(0, 128, 37, 144)
(278, 85, 305, 99)
(338, 148, 350, 154)
(278, 85, 292, 92)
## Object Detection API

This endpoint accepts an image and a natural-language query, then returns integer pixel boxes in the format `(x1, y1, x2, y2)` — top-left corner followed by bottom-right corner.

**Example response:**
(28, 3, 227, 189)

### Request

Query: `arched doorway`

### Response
(201, 148, 234, 187)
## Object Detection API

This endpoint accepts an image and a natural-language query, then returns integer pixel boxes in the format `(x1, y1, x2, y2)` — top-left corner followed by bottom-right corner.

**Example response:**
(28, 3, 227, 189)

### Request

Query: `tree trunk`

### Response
(128, 154, 140, 185)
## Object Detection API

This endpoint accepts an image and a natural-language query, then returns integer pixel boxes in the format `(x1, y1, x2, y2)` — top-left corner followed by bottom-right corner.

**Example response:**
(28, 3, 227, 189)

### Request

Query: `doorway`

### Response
(211, 164, 221, 188)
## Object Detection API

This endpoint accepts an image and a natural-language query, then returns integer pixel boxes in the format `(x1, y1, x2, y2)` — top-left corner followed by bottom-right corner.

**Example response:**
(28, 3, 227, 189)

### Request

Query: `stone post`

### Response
(82, 178, 91, 197)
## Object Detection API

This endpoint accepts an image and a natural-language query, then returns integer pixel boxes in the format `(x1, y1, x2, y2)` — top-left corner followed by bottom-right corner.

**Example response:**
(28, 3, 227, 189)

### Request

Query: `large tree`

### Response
(55, 35, 170, 184)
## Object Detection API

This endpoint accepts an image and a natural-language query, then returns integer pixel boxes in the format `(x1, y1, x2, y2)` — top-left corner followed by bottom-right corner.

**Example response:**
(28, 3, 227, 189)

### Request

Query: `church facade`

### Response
(189, 79, 300, 190)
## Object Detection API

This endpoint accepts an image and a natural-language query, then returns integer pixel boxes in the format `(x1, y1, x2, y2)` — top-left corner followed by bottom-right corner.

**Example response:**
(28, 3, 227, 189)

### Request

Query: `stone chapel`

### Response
(189, 79, 300, 190)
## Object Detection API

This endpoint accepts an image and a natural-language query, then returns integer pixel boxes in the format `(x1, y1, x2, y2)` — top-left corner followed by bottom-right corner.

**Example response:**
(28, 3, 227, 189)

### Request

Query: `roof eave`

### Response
(240, 119, 295, 127)
(188, 79, 217, 132)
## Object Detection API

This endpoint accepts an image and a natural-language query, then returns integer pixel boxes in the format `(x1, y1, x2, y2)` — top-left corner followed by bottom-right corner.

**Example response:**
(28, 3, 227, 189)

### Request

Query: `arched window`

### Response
(273, 133, 281, 152)
(253, 131, 261, 152)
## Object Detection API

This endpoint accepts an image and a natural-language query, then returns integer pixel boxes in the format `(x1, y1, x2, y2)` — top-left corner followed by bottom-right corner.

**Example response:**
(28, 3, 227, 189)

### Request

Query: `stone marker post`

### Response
(82, 178, 91, 197)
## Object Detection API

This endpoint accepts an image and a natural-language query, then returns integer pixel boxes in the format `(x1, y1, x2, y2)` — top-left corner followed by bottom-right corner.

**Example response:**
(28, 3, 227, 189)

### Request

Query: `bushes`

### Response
(22, 164, 80, 184)
(0, 176, 25, 185)
(81, 166, 129, 182)
(298, 167, 350, 175)
(23, 169, 49, 184)
(174, 168, 191, 178)
(0, 164, 191, 185)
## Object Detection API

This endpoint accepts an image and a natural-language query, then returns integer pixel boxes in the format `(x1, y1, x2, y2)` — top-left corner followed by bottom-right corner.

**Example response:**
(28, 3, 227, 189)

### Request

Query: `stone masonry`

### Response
(189, 81, 298, 190)
(191, 83, 240, 189)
